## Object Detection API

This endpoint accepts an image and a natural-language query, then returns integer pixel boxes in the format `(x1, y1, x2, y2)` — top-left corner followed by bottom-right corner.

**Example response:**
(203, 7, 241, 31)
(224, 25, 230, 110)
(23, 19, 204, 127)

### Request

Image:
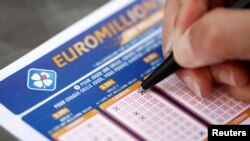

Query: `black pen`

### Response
(138, 0, 250, 94)
(138, 53, 179, 94)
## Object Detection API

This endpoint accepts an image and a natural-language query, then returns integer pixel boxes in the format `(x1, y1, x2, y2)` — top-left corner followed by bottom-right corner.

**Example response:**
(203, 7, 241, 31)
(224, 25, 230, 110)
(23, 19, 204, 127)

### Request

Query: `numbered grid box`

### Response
(52, 109, 135, 141)
(157, 74, 250, 124)
(100, 82, 207, 141)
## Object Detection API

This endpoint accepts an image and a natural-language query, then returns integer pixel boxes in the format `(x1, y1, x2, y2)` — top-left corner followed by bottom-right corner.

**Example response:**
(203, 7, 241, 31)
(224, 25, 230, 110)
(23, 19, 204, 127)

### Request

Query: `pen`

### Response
(138, 52, 179, 94)
(138, 0, 250, 94)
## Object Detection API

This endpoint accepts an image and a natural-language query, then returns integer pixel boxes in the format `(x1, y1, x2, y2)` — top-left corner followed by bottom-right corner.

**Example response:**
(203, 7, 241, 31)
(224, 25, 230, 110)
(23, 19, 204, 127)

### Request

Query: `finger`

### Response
(174, 0, 208, 39)
(174, 0, 230, 39)
(229, 82, 250, 103)
(164, 0, 228, 52)
(177, 67, 213, 97)
(163, 0, 209, 57)
(209, 62, 249, 87)
(164, 0, 208, 57)
(163, 0, 223, 57)
(162, 0, 179, 57)
(174, 9, 250, 68)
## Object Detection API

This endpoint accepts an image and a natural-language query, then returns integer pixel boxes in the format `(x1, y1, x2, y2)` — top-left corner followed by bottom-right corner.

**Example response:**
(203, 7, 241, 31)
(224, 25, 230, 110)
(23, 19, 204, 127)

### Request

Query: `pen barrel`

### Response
(141, 53, 180, 90)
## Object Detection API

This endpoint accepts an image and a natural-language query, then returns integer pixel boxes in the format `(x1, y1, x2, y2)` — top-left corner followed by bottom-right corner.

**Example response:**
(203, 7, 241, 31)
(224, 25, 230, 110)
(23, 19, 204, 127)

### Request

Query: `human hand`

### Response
(162, 0, 250, 102)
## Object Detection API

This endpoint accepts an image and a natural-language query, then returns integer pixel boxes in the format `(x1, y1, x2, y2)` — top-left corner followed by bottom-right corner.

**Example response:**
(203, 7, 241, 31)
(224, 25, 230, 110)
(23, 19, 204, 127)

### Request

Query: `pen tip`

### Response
(137, 87, 146, 95)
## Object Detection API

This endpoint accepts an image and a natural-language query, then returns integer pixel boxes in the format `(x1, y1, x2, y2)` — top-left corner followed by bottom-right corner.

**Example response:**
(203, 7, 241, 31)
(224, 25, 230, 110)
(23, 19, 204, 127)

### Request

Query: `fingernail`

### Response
(219, 69, 237, 86)
(182, 76, 202, 98)
(164, 31, 175, 55)
(174, 29, 202, 68)
(193, 81, 202, 98)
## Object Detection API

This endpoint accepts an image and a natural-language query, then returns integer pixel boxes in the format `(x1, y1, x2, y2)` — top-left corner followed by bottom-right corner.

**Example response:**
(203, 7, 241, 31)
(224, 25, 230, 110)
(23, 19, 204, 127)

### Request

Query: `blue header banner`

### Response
(0, 0, 164, 115)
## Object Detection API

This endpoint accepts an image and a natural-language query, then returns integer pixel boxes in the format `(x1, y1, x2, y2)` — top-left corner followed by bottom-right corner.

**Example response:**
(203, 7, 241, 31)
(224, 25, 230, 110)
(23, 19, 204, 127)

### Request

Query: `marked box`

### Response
(100, 82, 207, 141)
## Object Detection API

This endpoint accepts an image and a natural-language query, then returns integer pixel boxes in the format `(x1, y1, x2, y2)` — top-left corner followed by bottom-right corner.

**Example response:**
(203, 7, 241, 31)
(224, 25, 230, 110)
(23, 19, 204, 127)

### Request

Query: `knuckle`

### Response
(229, 87, 250, 102)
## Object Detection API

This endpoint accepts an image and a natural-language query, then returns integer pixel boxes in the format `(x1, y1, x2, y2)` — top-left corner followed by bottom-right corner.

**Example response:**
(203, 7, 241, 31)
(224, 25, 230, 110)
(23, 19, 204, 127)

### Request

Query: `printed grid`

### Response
(57, 114, 135, 141)
(157, 74, 250, 124)
(105, 90, 207, 141)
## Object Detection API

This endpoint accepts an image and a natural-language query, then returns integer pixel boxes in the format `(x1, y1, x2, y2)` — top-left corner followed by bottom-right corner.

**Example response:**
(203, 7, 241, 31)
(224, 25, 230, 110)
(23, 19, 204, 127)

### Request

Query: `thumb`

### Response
(173, 8, 250, 68)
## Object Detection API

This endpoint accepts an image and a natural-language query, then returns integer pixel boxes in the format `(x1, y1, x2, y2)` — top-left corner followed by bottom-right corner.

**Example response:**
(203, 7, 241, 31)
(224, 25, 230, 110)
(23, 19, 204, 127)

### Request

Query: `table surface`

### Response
(0, 0, 108, 140)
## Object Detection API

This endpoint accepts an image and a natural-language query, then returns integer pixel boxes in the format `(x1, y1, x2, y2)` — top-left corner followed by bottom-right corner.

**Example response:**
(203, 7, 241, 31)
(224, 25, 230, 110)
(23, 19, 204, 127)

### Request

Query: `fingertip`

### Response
(177, 68, 213, 98)
(233, 65, 249, 86)
(229, 83, 250, 103)
(210, 62, 249, 87)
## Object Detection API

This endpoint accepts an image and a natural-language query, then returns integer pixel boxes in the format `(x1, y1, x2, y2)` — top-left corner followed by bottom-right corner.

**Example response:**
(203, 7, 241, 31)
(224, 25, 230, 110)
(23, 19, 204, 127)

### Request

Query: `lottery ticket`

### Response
(0, 0, 249, 140)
